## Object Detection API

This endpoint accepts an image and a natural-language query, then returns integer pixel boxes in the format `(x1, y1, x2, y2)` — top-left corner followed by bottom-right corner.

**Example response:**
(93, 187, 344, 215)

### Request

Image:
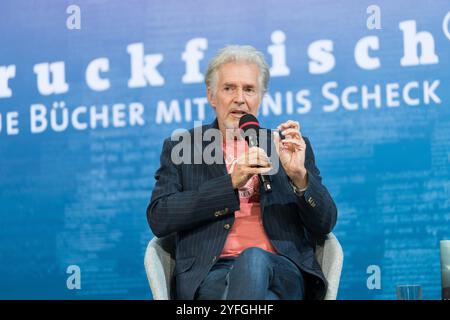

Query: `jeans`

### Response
(194, 247, 305, 300)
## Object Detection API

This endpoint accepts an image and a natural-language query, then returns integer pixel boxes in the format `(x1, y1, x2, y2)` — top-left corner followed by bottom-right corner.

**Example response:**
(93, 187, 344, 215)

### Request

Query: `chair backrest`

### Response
(314, 233, 344, 300)
(144, 234, 176, 300)
(145, 232, 343, 300)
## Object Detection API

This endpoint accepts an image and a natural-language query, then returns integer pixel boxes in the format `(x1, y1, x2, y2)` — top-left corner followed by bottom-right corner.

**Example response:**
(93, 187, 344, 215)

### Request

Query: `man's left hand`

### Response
(273, 120, 308, 189)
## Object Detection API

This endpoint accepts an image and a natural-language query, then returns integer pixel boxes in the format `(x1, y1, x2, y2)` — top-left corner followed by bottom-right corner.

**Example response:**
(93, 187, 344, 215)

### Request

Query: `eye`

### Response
(223, 85, 237, 93)
(245, 87, 256, 94)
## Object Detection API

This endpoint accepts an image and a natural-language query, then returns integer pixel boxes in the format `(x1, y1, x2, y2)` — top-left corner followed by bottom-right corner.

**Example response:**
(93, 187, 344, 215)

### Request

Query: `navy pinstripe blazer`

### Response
(147, 119, 337, 300)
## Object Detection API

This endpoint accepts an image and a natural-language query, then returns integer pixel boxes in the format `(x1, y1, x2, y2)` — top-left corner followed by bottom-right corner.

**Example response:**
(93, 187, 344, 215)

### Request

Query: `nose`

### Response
(234, 87, 245, 105)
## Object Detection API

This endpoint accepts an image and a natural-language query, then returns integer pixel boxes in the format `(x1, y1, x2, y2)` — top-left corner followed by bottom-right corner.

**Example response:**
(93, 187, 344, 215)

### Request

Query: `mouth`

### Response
(230, 110, 248, 118)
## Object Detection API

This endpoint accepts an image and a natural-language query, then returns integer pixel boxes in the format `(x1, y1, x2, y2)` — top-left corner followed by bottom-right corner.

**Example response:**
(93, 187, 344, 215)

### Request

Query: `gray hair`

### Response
(205, 45, 270, 96)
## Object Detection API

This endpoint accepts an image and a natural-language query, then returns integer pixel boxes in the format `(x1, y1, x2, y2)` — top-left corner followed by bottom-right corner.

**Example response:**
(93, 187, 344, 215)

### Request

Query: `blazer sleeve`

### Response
(146, 138, 240, 238)
(294, 137, 337, 237)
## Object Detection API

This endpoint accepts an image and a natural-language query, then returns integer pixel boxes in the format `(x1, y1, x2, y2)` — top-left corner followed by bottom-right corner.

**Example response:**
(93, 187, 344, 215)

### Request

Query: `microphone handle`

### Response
(247, 135, 273, 193)
(259, 173, 272, 193)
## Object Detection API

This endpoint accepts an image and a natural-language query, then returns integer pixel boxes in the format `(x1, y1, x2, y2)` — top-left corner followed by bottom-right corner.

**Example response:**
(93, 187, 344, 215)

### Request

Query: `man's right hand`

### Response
(230, 146, 272, 189)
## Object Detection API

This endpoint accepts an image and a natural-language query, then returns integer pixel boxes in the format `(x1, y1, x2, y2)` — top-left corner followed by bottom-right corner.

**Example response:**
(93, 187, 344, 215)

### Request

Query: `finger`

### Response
(248, 146, 268, 155)
(247, 148, 270, 162)
(247, 164, 272, 172)
(277, 121, 290, 131)
(286, 120, 300, 130)
(238, 151, 270, 166)
(281, 138, 302, 146)
(281, 138, 305, 151)
(247, 155, 271, 167)
(236, 148, 258, 163)
(281, 128, 301, 139)
(247, 166, 273, 175)
(278, 120, 300, 131)
(273, 131, 281, 154)
(240, 164, 272, 179)
(244, 148, 268, 158)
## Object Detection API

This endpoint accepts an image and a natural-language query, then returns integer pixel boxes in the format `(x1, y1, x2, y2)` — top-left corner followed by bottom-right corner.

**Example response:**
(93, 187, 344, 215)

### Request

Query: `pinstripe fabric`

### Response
(147, 119, 337, 300)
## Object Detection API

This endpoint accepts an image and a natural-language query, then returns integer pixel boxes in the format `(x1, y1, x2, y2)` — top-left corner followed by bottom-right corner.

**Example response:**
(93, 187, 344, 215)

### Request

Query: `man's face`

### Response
(207, 62, 262, 136)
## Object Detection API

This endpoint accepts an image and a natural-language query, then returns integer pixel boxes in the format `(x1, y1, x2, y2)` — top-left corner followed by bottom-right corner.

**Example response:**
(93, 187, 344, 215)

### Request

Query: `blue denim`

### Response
(195, 247, 305, 300)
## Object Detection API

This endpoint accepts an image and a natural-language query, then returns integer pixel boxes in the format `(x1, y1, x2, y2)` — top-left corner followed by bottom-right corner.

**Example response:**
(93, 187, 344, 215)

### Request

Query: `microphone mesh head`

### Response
(238, 114, 260, 133)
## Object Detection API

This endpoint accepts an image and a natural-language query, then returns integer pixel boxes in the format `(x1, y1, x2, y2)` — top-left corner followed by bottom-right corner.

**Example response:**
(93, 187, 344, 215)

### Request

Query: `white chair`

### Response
(144, 232, 343, 300)
(313, 233, 344, 300)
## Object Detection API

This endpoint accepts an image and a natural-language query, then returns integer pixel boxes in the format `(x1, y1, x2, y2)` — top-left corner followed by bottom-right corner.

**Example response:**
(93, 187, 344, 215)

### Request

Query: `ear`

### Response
(207, 87, 217, 109)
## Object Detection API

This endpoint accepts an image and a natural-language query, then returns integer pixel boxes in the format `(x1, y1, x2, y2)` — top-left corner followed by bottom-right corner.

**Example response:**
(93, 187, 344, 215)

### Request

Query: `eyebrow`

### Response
(222, 82, 256, 87)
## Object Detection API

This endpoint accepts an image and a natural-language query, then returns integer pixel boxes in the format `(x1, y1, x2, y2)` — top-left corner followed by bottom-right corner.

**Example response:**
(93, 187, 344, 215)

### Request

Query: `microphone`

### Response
(238, 114, 272, 193)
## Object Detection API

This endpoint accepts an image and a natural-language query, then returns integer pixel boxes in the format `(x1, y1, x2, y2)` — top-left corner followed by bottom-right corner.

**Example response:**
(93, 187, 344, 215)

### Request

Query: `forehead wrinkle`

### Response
(217, 63, 260, 85)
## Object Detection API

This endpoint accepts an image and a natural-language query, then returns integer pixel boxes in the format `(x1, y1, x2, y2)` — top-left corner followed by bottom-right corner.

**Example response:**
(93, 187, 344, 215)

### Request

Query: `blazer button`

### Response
(308, 197, 316, 207)
(224, 223, 231, 230)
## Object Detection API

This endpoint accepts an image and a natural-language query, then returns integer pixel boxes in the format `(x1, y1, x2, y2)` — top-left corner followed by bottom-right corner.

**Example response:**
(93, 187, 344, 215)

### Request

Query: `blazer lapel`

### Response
(201, 119, 228, 179)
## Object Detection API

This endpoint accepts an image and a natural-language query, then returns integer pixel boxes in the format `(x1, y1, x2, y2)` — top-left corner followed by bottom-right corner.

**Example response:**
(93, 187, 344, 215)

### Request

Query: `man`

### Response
(147, 45, 337, 300)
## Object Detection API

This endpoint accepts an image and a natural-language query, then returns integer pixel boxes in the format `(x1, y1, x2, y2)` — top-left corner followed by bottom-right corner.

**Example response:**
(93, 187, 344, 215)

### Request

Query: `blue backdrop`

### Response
(1, 0, 449, 299)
